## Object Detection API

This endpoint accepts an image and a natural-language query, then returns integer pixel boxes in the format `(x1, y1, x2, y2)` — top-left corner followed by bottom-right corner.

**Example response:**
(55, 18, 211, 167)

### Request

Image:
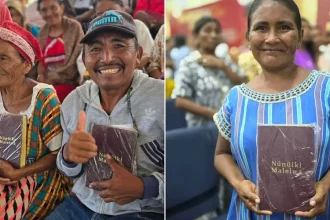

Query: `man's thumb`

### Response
(77, 110, 86, 132)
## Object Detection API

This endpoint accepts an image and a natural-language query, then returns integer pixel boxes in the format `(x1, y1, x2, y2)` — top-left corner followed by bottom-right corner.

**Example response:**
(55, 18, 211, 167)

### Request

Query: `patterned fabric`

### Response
(213, 70, 330, 220)
(0, 87, 71, 220)
(147, 25, 164, 77)
(172, 51, 239, 127)
(42, 35, 66, 70)
(0, 176, 35, 220)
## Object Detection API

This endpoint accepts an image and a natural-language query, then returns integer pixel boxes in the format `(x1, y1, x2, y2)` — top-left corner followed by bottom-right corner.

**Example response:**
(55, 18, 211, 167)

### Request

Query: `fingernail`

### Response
(310, 200, 316, 206)
(89, 183, 93, 188)
(106, 154, 111, 160)
(255, 198, 260, 203)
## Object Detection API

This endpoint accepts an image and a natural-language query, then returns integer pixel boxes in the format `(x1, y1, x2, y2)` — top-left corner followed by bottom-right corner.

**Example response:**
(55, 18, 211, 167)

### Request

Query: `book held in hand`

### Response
(85, 124, 138, 187)
(257, 124, 316, 214)
(0, 113, 27, 168)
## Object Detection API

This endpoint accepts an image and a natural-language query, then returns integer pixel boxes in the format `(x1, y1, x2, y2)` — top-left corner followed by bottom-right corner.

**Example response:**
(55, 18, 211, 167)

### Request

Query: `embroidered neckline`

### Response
(238, 70, 319, 103)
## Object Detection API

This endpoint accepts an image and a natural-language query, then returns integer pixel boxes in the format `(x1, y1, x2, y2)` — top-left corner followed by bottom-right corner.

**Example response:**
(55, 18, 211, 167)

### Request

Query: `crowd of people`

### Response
(0, 0, 164, 219)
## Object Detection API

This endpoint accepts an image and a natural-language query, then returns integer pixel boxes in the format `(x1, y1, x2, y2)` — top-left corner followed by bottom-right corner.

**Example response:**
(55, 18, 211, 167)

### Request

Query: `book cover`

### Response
(85, 124, 138, 187)
(257, 124, 316, 214)
(0, 113, 27, 168)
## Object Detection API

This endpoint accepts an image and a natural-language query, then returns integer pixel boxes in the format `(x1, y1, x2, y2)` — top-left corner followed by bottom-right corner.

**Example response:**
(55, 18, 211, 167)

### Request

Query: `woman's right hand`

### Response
(0, 177, 17, 185)
(236, 179, 272, 215)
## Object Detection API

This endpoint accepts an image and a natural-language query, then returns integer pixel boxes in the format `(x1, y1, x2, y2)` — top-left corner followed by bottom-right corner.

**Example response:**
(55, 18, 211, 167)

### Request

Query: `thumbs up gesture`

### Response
(63, 111, 98, 164)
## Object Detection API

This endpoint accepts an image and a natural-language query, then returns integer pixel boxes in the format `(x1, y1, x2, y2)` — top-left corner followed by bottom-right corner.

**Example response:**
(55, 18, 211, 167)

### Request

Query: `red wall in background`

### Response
(317, 0, 330, 32)
(169, 0, 247, 47)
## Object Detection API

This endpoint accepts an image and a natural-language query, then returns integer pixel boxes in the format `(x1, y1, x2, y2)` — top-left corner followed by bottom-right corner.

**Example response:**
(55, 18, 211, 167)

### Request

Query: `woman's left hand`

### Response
(295, 180, 328, 218)
(198, 55, 225, 69)
(0, 160, 19, 181)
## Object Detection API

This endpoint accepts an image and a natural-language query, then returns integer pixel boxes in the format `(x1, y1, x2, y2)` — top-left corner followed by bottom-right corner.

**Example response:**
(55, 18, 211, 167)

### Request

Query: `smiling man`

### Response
(47, 10, 164, 220)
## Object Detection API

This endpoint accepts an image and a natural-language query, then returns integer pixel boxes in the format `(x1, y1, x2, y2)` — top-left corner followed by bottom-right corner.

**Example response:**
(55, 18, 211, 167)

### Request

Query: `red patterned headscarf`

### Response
(0, 21, 43, 65)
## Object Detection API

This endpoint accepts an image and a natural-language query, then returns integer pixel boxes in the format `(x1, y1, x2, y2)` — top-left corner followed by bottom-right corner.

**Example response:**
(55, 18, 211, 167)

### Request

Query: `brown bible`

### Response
(0, 113, 27, 168)
(257, 124, 316, 214)
(85, 124, 138, 187)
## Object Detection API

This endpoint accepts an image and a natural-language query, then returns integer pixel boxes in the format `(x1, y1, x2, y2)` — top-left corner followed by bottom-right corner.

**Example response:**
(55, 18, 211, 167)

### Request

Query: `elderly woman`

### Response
(37, 0, 84, 102)
(0, 21, 70, 219)
(214, 0, 330, 219)
(172, 16, 245, 127)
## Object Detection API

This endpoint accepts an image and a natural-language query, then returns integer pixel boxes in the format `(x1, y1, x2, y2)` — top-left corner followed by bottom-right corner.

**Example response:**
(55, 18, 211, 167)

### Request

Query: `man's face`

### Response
(83, 31, 142, 91)
(95, 1, 122, 17)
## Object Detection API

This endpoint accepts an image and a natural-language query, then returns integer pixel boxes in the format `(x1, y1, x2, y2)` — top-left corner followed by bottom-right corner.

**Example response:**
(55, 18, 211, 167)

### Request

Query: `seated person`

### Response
(0, 21, 70, 219)
(48, 10, 164, 220)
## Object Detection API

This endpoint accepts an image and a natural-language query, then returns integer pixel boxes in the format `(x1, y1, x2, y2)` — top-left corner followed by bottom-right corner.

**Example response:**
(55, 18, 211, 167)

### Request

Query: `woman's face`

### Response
(39, 0, 64, 26)
(0, 39, 30, 88)
(247, 1, 302, 72)
(196, 21, 221, 53)
(9, 8, 23, 27)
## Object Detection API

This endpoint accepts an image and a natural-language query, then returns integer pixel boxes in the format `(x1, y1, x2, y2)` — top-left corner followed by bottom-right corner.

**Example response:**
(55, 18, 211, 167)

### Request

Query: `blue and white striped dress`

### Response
(214, 70, 330, 220)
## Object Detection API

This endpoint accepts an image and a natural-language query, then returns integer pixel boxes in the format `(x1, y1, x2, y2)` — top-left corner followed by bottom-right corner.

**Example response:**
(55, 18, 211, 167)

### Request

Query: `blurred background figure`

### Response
(295, 18, 317, 70)
(147, 24, 164, 79)
(37, 0, 84, 102)
(170, 35, 191, 81)
(6, 0, 39, 37)
(134, 0, 164, 38)
(171, 16, 245, 128)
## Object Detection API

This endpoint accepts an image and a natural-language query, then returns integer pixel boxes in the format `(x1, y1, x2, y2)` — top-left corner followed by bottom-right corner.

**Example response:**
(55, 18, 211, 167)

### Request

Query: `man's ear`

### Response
(135, 46, 143, 67)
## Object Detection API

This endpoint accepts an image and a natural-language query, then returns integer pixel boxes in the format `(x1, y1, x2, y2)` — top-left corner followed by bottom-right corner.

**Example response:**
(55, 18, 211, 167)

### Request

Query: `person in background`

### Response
(47, 10, 164, 220)
(0, 20, 70, 220)
(214, 0, 330, 219)
(95, 0, 153, 69)
(172, 16, 245, 128)
(295, 18, 317, 70)
(0, 2, 12, 24)
(133, 0, 164, 38)
(170, 35, 191, 80)
(147, 24, 164, 79)
(6, 0, 40, 37)
(37, 0, 84, 102)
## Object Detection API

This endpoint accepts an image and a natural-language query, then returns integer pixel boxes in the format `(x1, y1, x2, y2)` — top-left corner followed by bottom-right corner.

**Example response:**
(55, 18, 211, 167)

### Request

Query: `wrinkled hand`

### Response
(198, 55, 225, 69)
(90, 155, 144, 205)
(64, 111, 97, 164)
(0, 159, 19, 181)
(0, 177, 18, 185)
(295, 181, 328, 218)
(236, 180, 272, 215)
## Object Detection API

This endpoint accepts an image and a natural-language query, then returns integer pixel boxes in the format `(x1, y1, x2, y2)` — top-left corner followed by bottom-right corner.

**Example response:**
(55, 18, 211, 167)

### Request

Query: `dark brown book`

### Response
(85, 124, 138, 187)
(0, 113, 27, 168)
(257, 125, 316, 214)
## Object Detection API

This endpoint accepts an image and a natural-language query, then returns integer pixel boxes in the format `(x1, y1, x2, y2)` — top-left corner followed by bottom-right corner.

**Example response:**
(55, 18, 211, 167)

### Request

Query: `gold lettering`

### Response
(294, 162, 299, 168)
(272, 161, 276, 166)
(277, 161, 281, 167)
(271, 167, 277, 173)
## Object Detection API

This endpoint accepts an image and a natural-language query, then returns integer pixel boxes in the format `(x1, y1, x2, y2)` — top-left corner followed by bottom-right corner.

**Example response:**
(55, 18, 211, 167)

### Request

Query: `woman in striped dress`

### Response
(214, 0, 330, 219)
